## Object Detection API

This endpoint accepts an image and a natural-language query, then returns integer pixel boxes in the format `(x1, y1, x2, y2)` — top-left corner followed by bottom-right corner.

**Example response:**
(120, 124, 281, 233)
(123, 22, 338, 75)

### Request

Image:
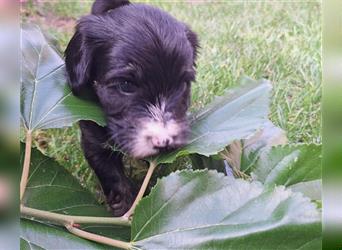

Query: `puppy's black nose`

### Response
(152, 136, 172, 149)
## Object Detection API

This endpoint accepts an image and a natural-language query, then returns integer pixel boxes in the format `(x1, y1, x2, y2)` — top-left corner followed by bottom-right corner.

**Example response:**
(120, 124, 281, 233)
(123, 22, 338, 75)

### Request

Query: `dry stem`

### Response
(21, 205, 131, 226)
(20, 130, 32, 200)
(65, 223, 131, 249)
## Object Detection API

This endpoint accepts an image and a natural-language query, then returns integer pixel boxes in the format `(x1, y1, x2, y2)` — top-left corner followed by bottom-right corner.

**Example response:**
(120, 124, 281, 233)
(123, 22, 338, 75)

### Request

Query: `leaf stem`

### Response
(124, 161, 158, 218)
(219, 151, 251, 180)
(20, 130, 32, 201)
(65, 223, 132, 250)
(21, 205, 131, 226)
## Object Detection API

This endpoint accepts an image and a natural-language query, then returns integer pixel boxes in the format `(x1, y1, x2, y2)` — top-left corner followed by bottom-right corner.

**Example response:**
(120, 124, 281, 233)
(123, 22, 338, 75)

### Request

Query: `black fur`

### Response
(65, 0, 198, 216)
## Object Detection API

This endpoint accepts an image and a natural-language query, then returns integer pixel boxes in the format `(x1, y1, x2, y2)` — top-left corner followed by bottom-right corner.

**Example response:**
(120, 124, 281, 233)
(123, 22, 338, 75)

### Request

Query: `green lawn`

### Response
(22, 0, 321, 194)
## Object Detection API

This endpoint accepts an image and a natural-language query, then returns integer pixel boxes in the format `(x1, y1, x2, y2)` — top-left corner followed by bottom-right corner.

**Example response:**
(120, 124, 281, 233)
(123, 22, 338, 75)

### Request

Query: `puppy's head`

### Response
(65, 0, 199, 158)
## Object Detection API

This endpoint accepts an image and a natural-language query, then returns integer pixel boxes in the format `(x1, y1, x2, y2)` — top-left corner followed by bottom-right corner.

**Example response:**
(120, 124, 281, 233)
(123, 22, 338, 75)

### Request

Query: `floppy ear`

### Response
(186, 27, 200, 65)
(65, 0, 130, 96)
(65, 15, 111, 96)
(65, 27, 94, 96)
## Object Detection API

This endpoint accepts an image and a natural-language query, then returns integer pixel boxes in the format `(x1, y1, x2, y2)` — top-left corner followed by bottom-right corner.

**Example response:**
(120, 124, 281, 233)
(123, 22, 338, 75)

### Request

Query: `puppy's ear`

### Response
(65, 26, 94, 96)
(91, 0, 130, 15)
(65, 15, 111, 96)
(65, 0, 129, 96)
(186, 28, 200, 64)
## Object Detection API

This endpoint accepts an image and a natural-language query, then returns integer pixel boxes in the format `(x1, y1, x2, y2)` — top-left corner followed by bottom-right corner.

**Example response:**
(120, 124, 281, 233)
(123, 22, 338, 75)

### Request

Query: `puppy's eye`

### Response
(118, 81, 135, 94)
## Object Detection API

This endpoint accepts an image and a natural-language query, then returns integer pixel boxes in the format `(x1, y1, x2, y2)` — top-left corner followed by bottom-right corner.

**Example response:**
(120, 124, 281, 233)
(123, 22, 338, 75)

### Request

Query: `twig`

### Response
(21, 205, 131, 226)
(219, 151, 251, 180)
(124, 161, 157, 218)
(20, 130, 32, 201)
(65, 223, 131, 250)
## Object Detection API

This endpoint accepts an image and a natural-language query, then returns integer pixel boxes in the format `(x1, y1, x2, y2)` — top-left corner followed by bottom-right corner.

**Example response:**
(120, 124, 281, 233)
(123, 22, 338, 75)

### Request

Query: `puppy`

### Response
(65, 0, 198, 216)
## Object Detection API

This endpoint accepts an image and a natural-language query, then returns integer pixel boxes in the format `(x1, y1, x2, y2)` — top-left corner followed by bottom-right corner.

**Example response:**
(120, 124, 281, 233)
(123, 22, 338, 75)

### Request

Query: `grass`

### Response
(22, 0, 321, 194)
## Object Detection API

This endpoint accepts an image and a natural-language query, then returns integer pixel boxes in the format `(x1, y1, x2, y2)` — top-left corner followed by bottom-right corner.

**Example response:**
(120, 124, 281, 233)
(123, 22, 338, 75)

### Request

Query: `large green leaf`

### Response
(153, 77, 272, 164)
(20, 25, 105, 131)
(236, 120, 288, 173)
(20, 219, 107, 250)
(20, 143, 130, 241)
(131, 170, 321, 249)
(251, 144, 322, 200)
(189, 121, 287, 176)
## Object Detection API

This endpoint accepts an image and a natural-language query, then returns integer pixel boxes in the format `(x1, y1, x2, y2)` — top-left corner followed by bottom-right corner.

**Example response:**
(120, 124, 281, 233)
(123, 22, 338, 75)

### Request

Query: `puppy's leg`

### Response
(79, 120, 137, 216)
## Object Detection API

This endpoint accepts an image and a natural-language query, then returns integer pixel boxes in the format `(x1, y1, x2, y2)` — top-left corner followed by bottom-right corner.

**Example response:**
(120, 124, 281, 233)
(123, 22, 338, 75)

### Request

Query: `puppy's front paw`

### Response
(106, 183, 137, 217)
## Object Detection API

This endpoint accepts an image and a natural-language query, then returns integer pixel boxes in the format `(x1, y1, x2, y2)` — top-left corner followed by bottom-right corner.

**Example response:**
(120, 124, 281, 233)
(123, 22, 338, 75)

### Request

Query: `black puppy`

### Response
(65, 0, 198, 216)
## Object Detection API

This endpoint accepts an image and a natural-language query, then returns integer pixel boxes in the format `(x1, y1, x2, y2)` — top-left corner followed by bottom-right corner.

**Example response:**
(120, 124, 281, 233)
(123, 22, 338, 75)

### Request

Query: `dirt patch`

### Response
(21, 1, 76, 34)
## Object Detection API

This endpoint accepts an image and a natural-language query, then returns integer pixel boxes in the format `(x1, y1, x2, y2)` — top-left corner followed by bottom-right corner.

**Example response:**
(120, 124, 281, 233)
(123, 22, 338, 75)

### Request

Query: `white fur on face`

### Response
(131, 100, 184, 158)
